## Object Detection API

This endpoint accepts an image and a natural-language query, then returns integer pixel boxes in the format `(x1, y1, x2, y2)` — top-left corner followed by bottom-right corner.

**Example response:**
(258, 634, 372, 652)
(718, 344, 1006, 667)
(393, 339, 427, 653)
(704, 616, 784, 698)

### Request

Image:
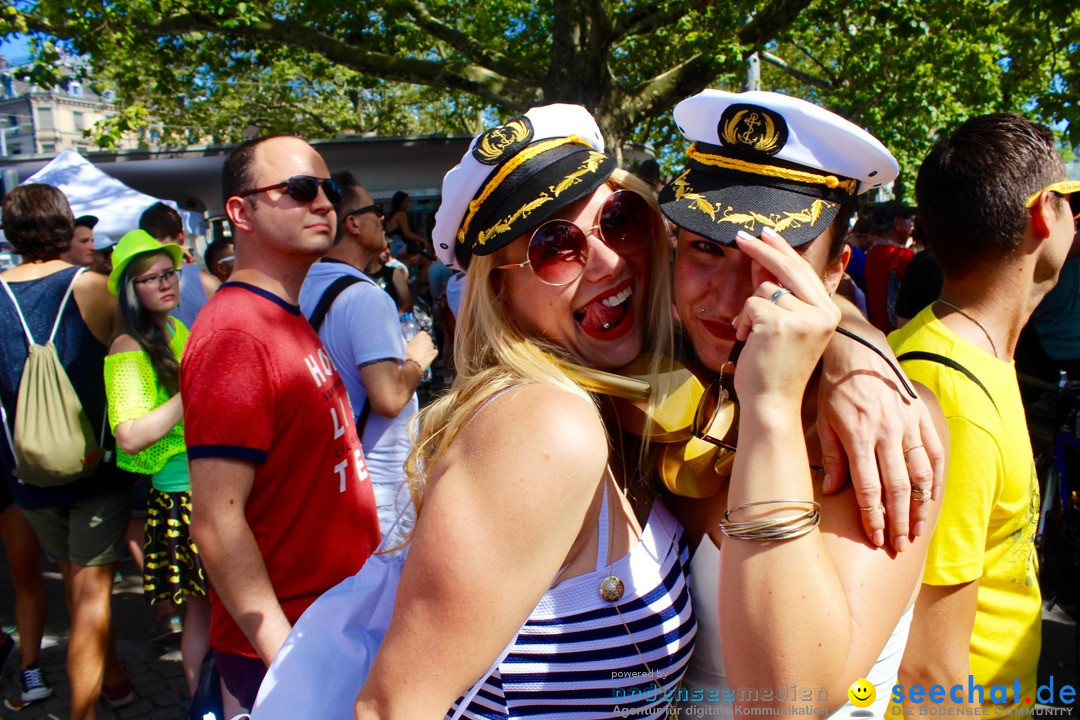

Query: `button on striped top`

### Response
(448, 496, 697, 719)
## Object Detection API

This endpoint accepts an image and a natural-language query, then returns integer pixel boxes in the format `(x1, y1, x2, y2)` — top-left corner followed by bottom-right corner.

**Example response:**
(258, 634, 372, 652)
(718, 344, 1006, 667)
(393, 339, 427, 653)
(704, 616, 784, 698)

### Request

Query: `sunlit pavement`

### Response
(0, 554, 189, 719)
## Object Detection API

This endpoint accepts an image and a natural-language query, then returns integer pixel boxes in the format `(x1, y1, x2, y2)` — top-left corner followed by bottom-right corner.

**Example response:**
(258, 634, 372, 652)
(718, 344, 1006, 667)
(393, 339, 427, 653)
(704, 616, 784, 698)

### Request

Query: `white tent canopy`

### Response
(21, 149, 205, 238)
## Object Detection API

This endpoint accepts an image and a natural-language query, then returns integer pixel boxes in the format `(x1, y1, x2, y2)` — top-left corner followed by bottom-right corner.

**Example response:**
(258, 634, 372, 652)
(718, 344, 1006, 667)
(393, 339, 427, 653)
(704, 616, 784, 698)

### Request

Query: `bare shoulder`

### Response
(74, 267, 109, 293)
(461, 383, 605, 460)
(445, 383, 608, 502)
(109, 334, 140, 355)
(73, 269, 114, 309)
(72, 270, 117, 345)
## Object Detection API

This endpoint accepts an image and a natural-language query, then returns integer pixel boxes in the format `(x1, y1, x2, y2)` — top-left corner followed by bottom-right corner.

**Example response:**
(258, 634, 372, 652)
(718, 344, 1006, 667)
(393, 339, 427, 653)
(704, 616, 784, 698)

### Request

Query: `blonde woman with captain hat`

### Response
(353, 103, 697, 719)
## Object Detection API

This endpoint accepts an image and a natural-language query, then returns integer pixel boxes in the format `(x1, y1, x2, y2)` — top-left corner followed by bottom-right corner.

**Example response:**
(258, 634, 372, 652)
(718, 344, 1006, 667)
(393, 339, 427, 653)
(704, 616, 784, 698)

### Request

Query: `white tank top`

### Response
(679, 535, 913, 718)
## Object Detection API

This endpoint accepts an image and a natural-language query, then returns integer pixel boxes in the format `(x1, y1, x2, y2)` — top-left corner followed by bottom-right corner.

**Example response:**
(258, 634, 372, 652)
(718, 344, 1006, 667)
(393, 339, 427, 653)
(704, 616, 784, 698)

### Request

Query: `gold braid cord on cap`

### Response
(473, 150, 607, 249)
(686, 144, 859, 195)
(671, 169, 837, 235)
(458, 135, 591, 246)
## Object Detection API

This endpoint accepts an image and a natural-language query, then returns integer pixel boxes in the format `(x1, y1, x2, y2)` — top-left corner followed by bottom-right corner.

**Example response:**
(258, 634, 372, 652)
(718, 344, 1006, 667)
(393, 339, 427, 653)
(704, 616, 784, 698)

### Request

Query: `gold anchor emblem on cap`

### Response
(719, 105, 787, 156)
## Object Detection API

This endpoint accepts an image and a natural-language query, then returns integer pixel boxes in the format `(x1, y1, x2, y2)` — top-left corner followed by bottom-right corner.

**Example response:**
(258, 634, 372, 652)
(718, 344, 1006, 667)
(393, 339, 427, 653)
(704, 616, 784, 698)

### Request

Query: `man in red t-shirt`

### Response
(183, 136, 379, 713)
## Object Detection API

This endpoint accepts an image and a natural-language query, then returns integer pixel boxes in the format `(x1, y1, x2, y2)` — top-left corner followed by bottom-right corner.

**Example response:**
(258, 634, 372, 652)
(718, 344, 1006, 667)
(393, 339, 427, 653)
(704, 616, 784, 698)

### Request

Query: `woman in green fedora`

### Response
(104, 229, 210, 700)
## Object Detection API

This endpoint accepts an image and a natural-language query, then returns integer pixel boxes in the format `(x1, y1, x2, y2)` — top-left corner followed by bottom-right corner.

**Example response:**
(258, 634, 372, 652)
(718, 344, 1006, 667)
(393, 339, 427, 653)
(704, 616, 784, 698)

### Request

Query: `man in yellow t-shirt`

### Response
(890, 113, 1078, 713)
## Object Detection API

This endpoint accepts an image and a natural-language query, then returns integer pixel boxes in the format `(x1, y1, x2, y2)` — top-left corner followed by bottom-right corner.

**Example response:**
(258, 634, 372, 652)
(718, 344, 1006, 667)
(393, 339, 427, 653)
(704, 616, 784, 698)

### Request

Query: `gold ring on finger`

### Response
(859, 503, 885, 513)
(903, 444, 924, 457)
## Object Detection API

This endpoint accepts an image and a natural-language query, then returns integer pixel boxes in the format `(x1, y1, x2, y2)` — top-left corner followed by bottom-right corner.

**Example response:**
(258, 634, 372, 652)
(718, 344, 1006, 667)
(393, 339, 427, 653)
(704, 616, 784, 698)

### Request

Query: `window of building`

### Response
(37, 107, 53, 130)
(72, 111, 85, 131)
(68, 82, 82, 97)
(40, 143, 54, 152)
(10, 146, 21, 155)
(1, 76, 12, 98)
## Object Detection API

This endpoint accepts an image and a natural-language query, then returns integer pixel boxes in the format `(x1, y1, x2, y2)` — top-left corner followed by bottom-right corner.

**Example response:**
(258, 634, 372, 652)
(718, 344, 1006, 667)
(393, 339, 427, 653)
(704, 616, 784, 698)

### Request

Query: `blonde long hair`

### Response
(405, 169, 675, 514)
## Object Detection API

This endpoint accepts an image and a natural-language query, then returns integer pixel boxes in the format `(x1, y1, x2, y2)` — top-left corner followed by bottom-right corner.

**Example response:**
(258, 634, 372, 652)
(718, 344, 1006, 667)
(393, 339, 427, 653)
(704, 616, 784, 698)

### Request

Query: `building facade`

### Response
(0, 56, 147, 157)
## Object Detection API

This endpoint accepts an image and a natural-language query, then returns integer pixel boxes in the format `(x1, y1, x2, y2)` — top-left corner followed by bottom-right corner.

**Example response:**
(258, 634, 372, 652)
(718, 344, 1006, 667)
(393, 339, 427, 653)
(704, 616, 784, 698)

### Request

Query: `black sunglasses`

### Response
(238, 175, 343, 205)
(348, 204, 384, 219)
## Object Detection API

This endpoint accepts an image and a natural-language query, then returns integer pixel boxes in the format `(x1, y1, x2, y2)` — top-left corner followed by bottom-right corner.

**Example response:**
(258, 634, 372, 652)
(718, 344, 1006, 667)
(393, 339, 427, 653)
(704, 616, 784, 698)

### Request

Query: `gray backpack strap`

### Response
(0, 268, 84, 346)
(47, 268, 85, 344)
(0, 389, 12, 460)
(0, 276, 36, 345)
(0, 276, 30, 455)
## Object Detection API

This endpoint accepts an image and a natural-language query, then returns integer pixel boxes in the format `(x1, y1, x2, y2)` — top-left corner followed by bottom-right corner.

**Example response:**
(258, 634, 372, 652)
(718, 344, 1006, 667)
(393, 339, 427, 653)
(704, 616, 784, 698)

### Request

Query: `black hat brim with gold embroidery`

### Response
(433, 104, 618, 271)
(659, 145, 856, 248)
(659, 90, 899, 248)
(460, 141, 615, 265)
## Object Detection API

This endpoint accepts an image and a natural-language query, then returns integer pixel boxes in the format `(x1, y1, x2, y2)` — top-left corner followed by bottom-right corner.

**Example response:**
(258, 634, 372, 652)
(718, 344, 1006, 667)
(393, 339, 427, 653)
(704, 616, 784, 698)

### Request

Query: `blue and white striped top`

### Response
(448, 488, 697, 719)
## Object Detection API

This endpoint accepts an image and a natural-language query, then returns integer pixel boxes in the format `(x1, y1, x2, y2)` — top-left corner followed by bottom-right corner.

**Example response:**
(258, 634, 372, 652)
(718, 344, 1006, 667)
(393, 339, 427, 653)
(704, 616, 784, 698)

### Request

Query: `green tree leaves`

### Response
(0, 0, 1072, 181)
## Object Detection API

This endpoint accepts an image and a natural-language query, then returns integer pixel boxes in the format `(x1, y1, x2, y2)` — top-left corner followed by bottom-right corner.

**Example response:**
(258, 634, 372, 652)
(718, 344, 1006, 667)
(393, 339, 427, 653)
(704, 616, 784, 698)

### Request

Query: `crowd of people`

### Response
(0, 90, 1074, 720)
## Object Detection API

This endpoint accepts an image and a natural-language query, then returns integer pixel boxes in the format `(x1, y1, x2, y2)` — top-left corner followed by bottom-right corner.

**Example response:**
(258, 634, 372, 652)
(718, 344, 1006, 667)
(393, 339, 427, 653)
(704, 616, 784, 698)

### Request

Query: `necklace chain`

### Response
(599, 478, 679, 716)
(937, 298, 999, 358)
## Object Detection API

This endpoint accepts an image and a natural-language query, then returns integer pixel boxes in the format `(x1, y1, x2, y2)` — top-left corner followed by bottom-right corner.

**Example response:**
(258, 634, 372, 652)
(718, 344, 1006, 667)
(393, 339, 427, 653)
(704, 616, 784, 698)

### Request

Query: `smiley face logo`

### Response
(847, 678, 875, 708)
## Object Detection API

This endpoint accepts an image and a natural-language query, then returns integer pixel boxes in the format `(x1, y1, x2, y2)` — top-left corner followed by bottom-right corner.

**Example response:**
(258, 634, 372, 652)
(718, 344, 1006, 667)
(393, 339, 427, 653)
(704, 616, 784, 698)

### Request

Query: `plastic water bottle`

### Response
(400, 312, 432, 382)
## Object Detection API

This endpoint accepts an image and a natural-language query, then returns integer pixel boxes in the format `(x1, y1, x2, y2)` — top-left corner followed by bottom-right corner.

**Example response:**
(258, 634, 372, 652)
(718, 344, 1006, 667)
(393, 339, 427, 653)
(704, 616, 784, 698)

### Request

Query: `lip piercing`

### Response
(603, 322, 611, 330)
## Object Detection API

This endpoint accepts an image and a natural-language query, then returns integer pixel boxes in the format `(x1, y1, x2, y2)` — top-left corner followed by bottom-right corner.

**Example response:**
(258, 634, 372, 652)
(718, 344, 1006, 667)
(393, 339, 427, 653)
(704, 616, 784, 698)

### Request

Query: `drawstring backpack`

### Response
(0, 268, 104, 486)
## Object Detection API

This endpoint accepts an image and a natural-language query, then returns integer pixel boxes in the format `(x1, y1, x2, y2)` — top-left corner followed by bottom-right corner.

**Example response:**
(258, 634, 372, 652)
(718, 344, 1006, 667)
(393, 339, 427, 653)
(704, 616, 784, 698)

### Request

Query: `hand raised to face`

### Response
(730, 226, 841, 413)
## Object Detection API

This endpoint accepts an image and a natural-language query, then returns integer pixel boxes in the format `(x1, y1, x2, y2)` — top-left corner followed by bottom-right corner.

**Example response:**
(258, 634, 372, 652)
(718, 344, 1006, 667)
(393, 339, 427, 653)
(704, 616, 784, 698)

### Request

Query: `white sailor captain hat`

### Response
(432, 104, 616, 270)
(660, 89, 899, 247)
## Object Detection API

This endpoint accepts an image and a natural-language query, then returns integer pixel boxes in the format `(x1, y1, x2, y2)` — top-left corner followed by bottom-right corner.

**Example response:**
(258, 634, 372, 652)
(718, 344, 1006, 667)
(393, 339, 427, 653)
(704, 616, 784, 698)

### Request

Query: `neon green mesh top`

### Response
(104, 320, 188, 475)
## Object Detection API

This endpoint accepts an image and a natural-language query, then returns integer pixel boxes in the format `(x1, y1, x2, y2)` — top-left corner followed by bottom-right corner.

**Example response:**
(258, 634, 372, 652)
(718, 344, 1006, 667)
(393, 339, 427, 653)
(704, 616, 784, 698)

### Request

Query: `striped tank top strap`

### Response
(594, 476, 612, 571)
